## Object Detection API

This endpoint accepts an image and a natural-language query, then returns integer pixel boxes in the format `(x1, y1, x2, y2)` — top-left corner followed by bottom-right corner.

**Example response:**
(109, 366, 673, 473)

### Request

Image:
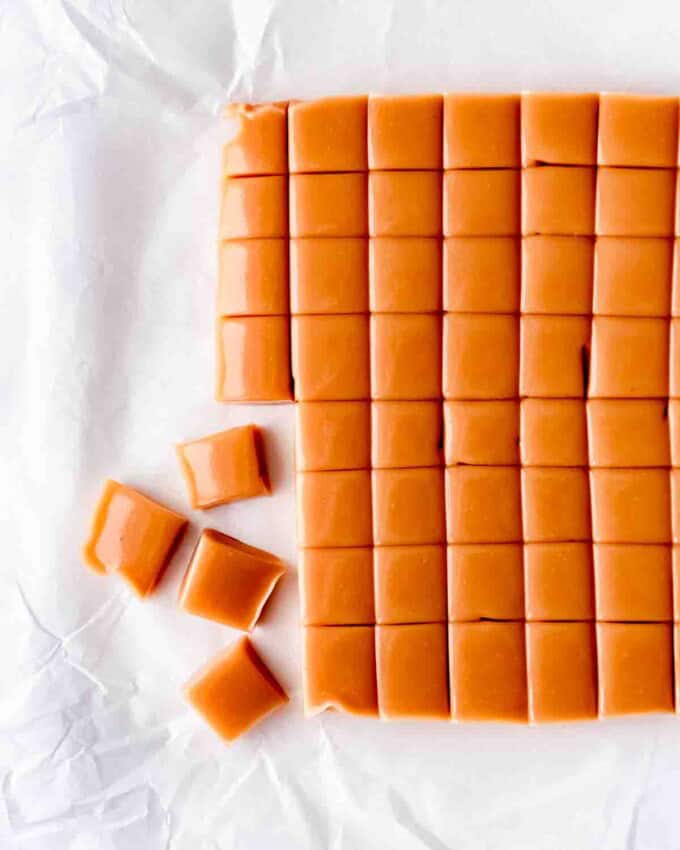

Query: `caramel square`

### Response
(596, 168, 676, 237)
(289, 173, 367, 237)
(589, 317, 669, 399)
(522, 167, 596, 236)
(444, 400, 519, 466)
(520, 399, 588, 467)
(217, 240, 289, 317)
(371, 401, 443, 469)
(670, 400, 680, 465)
(444, 237, 520, 313)
(520, 315, 590, 398)
(524, 542, 595, 620)
(290, 238, 368, 314)
(372, 467, 445, 546)
(369, 171, 442, 237)
(291, 315, 369, 401)
(223, 102, 287, 177)
(593, 237, 673, 317)
(447, 543, 525, 621)
(590, 469, 671, 544)
(521, 92, 598, 166)
(288, 96, 367, 173)
(370, 314, 442, 400)
(219, 175, 287, 240)
(444, 93, 520, 169)
(374, 545, 447, 624)
(521, 468, 591, 543)
(672, 470, 680, 544)
(295, 401, 371, 471)
(370, 238, 441, 313)
(598, 93, 678, 168)
(296, 470, 373, 548)
(594, 544, 672, 622)
(368, 94, 443, 169)
(216, 316, 292, 402)
(443, 314, 519, 400)
(673, 240, 680, 316)
(299, 547, 374, 626)
(446, 466, 522, 544)
(521, 236, 594, 315)
(443, 169, 520, 236)
(671, 319, 680, 398)
(586, 400, 670, 468)
(673, 548, 680, 621)
(377, 624, 449, 720)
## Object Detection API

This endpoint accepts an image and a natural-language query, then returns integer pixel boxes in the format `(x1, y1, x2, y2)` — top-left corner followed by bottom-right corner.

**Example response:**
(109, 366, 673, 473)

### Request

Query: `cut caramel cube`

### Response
(444, 169, 520, 237)
(370, 238, 442, 313)
(369, 171, 442, 237)
(520, 399, 588, 467)
(374, 545, 446, 625)
(524, 542, 594, 621)
(594, 544, 672, 622)
(444, 400, 519, 466)
(589, 317, 669, 399)
(443, 314, 519, 400)
(292, 315, 369, 401)
(586, 400, 670, 467)
(368, 94, 443, 170)
(522, 167, 595, 236)
(295, 401, 370, 472)
(289, 173, 367, 237)
(222, 103, 287, 177)
(446, 466, 522, 544)
(520, 315, 590, 398)
(219, 175, 287, 239)
(521, 236, 594, 315)
(593, 237, 672, 317)
(371, 401, 443, 469)
(444, 93, 520, 169)
(521, 92, 598, 166)
(596, 168, 675, 237)
(216, 316, 291, 402)
(444, 237, 520, 314)
(296, 470, 372, 548)
(288, 96, 367, 173)
(447, 543, 525, 622)
(670, 319, 680, 398)
(217, 240, 288, 317)
(598, 93, 678, 167)
(521, 468, 591, 543)
(370, 314, 441, 400)
(299, 548, 374, 626)
(290, 238, 368, 315)
(590, 469, 671, 544)
(372, 467, 445, 546)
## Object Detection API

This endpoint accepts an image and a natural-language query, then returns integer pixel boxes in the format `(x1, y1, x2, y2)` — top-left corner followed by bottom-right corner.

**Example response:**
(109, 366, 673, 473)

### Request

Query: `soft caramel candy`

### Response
(444, 237, 520, 313)
(597, 623, 674, 716)
(299, 548, 374, 626)
(216, 316, 291, 402)
(370, 314, 441, 400)
(450, 622, 527, 723)
(443, 170, 520, 236)
(670, 400, 680, 466)
(372, 467, 445, 546)
(444, 93, 520, 169)
(289, 173, 367, 237)
(176, 425, 269, 510)
(185, 638, 287, 741)
(178, 530, 284, 630)
(83, 480, 187, 596)
(368, 94, 443, 170)
(444, 400, 520, 466)
(520, 316, 590, 398)
(376, 624, 449, 720)
(443, 314, 519, 400)
(521, 468, 591, 543)
(370, 238, 441, 313)
(526, 623, 598, 723)
(222, 103, 287, 177)
(371, 401, 442, 469)
(673, 241, 680, 315)
(521, 236, 594, 315)
(369, 171, 442, 237)
(374, 545, 446, 624)
(447, 544, 525, 621)
(521, 93, 598, 166)
(524, 542, 594, 620)
(590, 469, 671, 544)
(593, 238, 673, 317)
(672, 470, 680, 545)
(674, 548, 680, 621)
(295, 401, 370, 472)
(288, 96, 367, 173)
(219, 175, 287, 239)
(589, 317, 669, 398)
(446, 467, 522, 544)
(671, 319, 680, 398)
(290, 238, 368, 314)
(303, 625, 378, 717)
(296, 470, 372, 548)
(596, 168, 675, 236)
(586, 400, 670, 467)
(520, 399, 588, 467)
(522, 167, 595, 236)
(598, 93, 678, 167)
(594, 544, 672, 622)
(217, 240, 289, 317)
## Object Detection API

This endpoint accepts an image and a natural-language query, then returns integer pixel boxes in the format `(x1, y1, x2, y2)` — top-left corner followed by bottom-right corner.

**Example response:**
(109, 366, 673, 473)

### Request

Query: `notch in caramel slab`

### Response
(369, 171, 442, 237)
(520, 400, 588, 467)
(521, 468, 591, 543)
(374, 545, 446, 624)
(299, 548, 374, 626)
(370, 314, 442, 400)
(179, 530, 284, 630)
(370, 238, 441, 313)
(443, 314, 519, 400)
(586, 400, 670, 468)
(520, 315, 590, 399)
(288, 96, 367, 173)
(590, 469, 671, 544)
(219, 175, 287, 239)
(289, 173, 367, 238)
(371, 401, 443, 469)
(368, 94, 443, 170)
(444, 93, 520, 169)
(222, 103, 287, 177)
(217, 240, 288, 317)
(444, 237, 520, 314)
(372, 467, 445, 546)
(83, 480, 187, 597)
(522, 167, 595, 236)
(443, 170, 520, 237)
(446, 466, 522, 544)
(447, 543, 525, 622)
(185, 638, 287, 742)
(296, 470, 372, 548)
(596, 168, 675, 237)
(594, 544, 672, 623)
(521, 92, 598, 166)
(295, 401, 370, 472)
(444, 400, 519, 466)
(521, 236, 593, 316)
(598, 93, 678, 167)
(216, 316, 292, 402)
(290, 238, 368, 315)
(593, 238, 672, 318)
(524, 542, 594, 621)
(588, 317, 669, 399)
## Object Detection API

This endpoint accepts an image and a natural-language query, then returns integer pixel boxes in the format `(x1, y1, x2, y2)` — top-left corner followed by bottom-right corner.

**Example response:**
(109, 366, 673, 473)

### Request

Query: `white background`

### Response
(3, 1, 680, 848)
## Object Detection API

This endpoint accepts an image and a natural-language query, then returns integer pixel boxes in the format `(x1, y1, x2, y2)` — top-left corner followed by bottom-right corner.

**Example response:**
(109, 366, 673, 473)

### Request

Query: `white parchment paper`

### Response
(3, 1, 680, 847)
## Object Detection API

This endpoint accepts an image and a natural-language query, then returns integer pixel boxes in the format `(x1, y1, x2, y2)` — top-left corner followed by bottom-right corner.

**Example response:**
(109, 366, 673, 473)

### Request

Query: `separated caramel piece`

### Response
(598, 93, 679, 168)
(289, 173, 367, 238)
(222, 103, 287, 177)
(586, 400, 670, 468)
(520, 316, 590, 399)
(372, 467, 446, 546)
(176, 425, 269, 510)
(596, 168, 676, 237)
(445, 467, 522, 544)
(444, 93, 520, 169)
(590, 469, 671, 544)
(296, 470, 372, 548)
(185, 638, 288, 742)
(83, 480, 187, 596)
(520, 399, 587, 467)
(672, 240, 680, 316)
(295, 401, 370, 472)
(526, 623, 598, 724)
(219, 175, 287, 239)
(370, 238, 441, 313)
(290, 238, 368, 315)
(594, 544, 672, 622)
(370, 314, 441, 400)
(369, 172, 442, 237)
(217, 240, 289, 317)
(521, 468, 591, 543)
(444, 237, 520, 314)
(449, 622, 527, 723)
(522, 167, 596, 236)
(443, 314, 519, 400)
(444, 400, 520, 466)
(447, 543, 525, 622)
(371, 401, 443, 469)
(374, 545, 447, 625)
(589, 317, 669, 399)
(521, 236, 594, 316)
(291, 315, 369, 401)
(303, 625, 378, 717)
(671, 319, 680, 398)
(597, 623, 674, 717)
(524, 542, 595, 621)
(368, 94, 443, 170)
(521, 92, 599, 166)
(670, 400, 680, 465)
(376, 624, 449, 720)
(299, 547, 374, 626)
(593, 238, 673, 318)
(178, 530, 284, 630)
(443, 170, 520, 237)
(288, 96, 367, 173)
(216, 316, 292, 402)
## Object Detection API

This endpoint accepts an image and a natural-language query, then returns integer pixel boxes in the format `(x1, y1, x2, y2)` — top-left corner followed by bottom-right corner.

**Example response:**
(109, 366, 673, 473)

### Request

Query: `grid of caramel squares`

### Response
(219, 94, 680, 723)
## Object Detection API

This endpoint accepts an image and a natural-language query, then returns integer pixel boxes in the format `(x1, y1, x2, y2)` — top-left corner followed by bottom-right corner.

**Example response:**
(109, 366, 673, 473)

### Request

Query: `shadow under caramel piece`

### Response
(444, 93, 520, 169)
(217, 239, 289, 317)
(521, 468, 591, 543)
(443, 169, 520, 237)
(289, 173, 368, 237)
(216, 316, 292, 402)
(368, 94, 443, 170)
(444, 400, 520, 466)
(590, 469, 671, 544)
(588, 317, 669, 399)
(369, 171, 442, 237)
(520, 315, 590, 399)
(370, 238, 442, 313)
(371, 401, 443, 469)
(522, 167, 596, 236)
(521, 236, 594, 316)
(222, 102, 288, 177)
(288, 96, 367, 173)
(445, 466, 522, 544)
(520, 399, 588, 467)
(524, 542, 595, 621)
(219, 175, 288, 240)
(299, 547, 374, 626)
(593, 238, 673, 318)
(586, 400, 670, 468)
(372, 467, 446, 546)
(443, 314, 519, 400)
(447, 543, 525, 622)
(296, 470, 372, 548)
(295, 401, 370, 472)
(370, 314, 442, 400)
(595, 168, 676, 237)
(290, 238, 368, 315)
(521, 92, 599, 167)
(597, 93, 679, 168)
(374, 545, 447, 625)
(593, 544, 672, 623)
(444, 237, 520, 314)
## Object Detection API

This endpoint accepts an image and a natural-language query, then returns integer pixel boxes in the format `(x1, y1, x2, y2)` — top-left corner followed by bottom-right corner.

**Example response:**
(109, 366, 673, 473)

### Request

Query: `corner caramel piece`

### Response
(590, 469, 671, 544)
(444, 93, 520, 169)
(446, 467, 522, 544)
(598, 93, 678, 167)
(371, 401, 443, 469)
(299, 547, 374, 626)
(444, 400, 520, 466)
(370, 314, 441, 400)
(521, 468, 591, 543)
(289, 173, 367, 237)
(521, 236, 594, 315)
(443, 170, 520, 237)
(185, 638, 288, 742)
(524, 542, 595, 621)
(290, 238, 368, 315)
(176, 425, 270, 510)
(296, 470, 372, 548)
(522, 167, 596, 236)
(374, 545, 447, 624)
(520, 316, 590, 398)
(521, 92, 599, 166)
(520, 400, 588, 467)
(586, 400, 670, 468)
(216, 316, 292, 402)
(288, 96, 367, 173)
(589, 317, 669, 399)
(372, 467, 446, 546)
(594, 544, 672, 622)
(368, 94, 443, 170)
(443, 314, 519, 400)
(596, 168, 676, 236)
(444, 237, 520, 314)
(222, 103, 287, 177)
(217, 240, 289, 317)
(447, 544, 525, 622)
(83, 480, 187, 597)
(369, 171, 442, 237)
(295, 401, 370, 472)
(370, 238, 441, 313)
(178, 530, 285, 630)
(593, 238, 673, 317)
(219, 175, 287, 239)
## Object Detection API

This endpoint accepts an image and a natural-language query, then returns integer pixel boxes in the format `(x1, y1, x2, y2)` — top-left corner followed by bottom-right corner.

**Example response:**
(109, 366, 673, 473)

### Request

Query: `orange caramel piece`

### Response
(295, 401, 370, 472)
(444, 237, 520, 314)
(593, 238, 673, 317)
(520, 399, 588, 467)
(368, 94, 443, 169)
(521, 92, 598, 166)
(185, 638, 288, 741)
(521, 468, 591, 543)
(597, 623, 674, 716)
(372, 467, 445, 546)
(446, 466, 522, 544)
(444, 400, 519, 466)
(288, 96, 367, 173)
(589, 317, 669, 399)
(520, 315, 590, 399)
(670, 400, 680, 466)
(673, 548, 680, 621)
(376, 624, 449, 720)
(594, 544, 672, 622)
(443, 169, 520, 237)
(178, 530, 284, 630)
(443, 314, 519, 400)
(290, 238, 368, 315)
(303, 625, 378, 717)
(521, 236, 594, 315)
(447, 543, 525, 622)
(590, 469, 671, 544)
(450, 622, 527, 723)
(673, 241, 680, 315)
(296, 470, 372, 548)
(671, 319, 680, 398)
(216, 316, 291, 402)
(217, 240, 288, 317)
(83, 480, 187, 596)
(596, 168, 676, 237)
(369, 238, 441, 313)
(598, 93, 678, 167)
(374, 545, 447, 625)
(524, 542, 595, 621)
(522, 167, 596, 236)
(369, 171, 442, 237)
(371, 401, 442, 469)
(289, 173, 367, 237)
(586, 400, 670, 468)
(672, 470, 680, 544)
(444, 93, 520, 169)
(526, 623, 598, 723)
(176, 425, 269, 510)
(222, 103, 287, 177)
(299, 547, 374, 626)
(219, 175, 287, 239)
(370, 314, 441, 400)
